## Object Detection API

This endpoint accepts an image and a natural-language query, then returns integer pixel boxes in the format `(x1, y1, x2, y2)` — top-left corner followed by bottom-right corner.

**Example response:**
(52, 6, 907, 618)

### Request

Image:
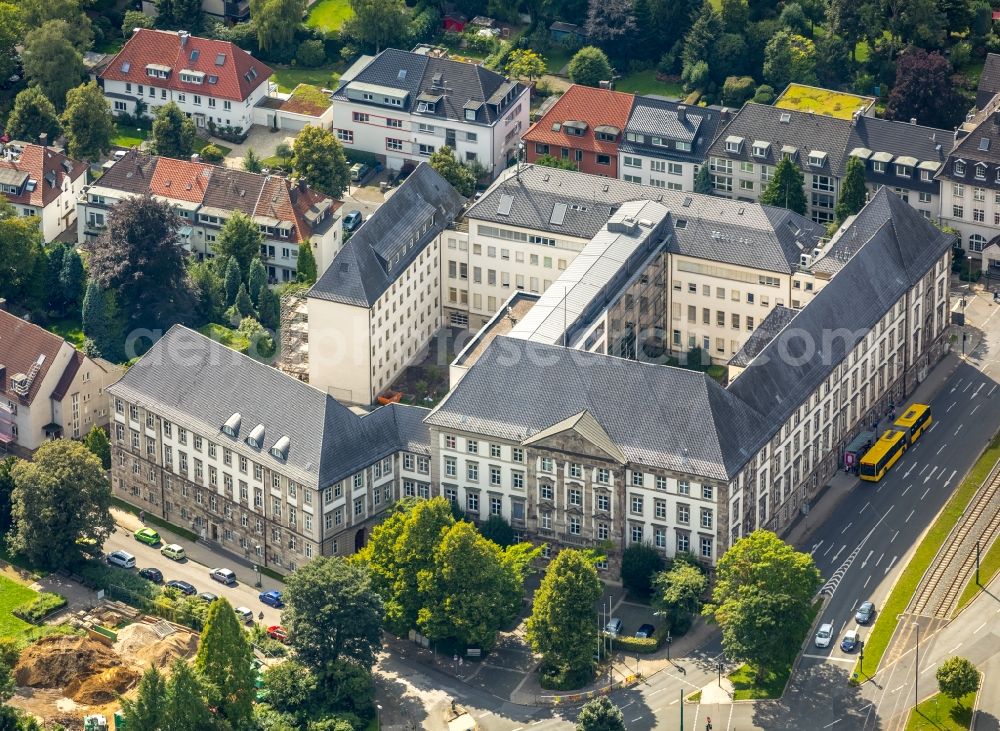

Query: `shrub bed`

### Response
(14, 592, 68, 624)
(613, 636, 659, 654)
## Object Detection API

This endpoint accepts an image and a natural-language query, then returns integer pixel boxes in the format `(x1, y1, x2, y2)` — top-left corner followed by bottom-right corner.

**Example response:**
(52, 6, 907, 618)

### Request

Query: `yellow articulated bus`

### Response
(893, 403, 932, 445)
(859, 429, 908, 482)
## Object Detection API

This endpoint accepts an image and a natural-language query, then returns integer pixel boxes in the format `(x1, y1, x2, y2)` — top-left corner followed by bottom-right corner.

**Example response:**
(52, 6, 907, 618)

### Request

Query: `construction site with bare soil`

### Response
(9, 608, 199, 731)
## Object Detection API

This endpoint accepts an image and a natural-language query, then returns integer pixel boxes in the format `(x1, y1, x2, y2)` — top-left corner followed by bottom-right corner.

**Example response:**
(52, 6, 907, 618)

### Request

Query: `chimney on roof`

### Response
(677, 104, 687, 123)
(720, 107, 730, 121)
(851, 110, 861, 126)
(298, 178, 307, 192)
(179, 31, 189, 47)
(190, 153, 200, 163)
(0, 365, 5, 393)
(0, 297, 6, 311)
(910, 117, 917, 125)
(38, 132, 47, 149)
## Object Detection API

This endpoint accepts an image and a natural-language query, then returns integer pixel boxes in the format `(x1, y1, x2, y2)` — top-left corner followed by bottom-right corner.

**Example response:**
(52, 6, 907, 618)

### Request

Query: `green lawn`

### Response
(728, 599, 822, 700)
(905, 690, 976, 730)
(112, 121, 149, 148)
(195, 138, 232, 157)
(616, 70, 684, 99)
(271, 67, 341, 94)
(0, 575, 40, 640)
(47, 316, 85, 349)
(544, 46, 573, 75)
(305, 0, 354, 32)
(856, 432, 1000, 677)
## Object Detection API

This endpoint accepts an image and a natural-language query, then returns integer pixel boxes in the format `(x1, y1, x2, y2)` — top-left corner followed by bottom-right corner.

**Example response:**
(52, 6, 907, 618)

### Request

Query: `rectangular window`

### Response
(336, 129, 354, 143)
(630, 495, 643, 514)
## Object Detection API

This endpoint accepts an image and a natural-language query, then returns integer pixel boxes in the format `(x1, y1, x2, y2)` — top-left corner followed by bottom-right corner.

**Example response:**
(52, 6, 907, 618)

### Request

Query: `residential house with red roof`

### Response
(0, 141, 88, 241)
(0, 310, 121, 456)
(78, 151, 343, 282)
(523, 85, 635, 177)
(98, 29, 272, 135)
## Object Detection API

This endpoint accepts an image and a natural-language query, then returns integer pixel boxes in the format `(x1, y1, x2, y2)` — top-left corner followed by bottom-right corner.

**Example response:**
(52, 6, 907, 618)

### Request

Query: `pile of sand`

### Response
(65, 666, 139, 705)
(13, 636, 120, 689)
(114, 623, 198, 670)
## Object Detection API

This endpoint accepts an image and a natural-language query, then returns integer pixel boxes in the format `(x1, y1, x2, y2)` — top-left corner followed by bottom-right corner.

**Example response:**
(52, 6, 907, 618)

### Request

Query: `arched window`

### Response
(969, 234, 987, 252)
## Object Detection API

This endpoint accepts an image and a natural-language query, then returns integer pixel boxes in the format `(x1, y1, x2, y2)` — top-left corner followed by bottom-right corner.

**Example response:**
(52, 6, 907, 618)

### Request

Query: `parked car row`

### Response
(815, 600, 877, 652)
(602, 618, 656, 639)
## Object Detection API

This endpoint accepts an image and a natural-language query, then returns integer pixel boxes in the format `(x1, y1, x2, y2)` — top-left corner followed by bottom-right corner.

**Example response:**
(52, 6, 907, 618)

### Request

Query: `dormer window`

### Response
(222, 412, 242, 437)
(675, 141, 692, 152)
(245, 424, 265, 449)
(976, 163, 987, 179)
(465, 109, 476, 121)
(362, 92, 373, 101)
(626, 132, 644, 143)
(180, 70, 204, 84)
(596, 131, 615, 142)
(145, 64, 171, 79)
(896, 164, 911, 177)
(751, 141, 770, 158)
(270, 436, 290, 461)
(954, 160, 966, 176)
(873, 161, 886, 173)
(808, 151, 827, 167)
(725, 135, 744, 153)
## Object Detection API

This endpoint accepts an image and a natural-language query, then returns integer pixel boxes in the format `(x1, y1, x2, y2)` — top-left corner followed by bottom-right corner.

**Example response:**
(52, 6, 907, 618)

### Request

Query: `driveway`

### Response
(221, 126, 297, 169)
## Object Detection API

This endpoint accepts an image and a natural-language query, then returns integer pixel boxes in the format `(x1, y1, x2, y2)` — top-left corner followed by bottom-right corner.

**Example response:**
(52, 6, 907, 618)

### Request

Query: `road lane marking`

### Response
(948, 644, 963, 654)
(885, 555, 898, 574)
(824, 543, 834, 556)
(904, 463, 916, 478)
(944, 469, 957, 487)
(629, 717, 642, 724)
(965, 382, 973, 392)
(891, 530, 899, 543)
(955, 424, 964, 436)
(621, 701, 634, 709)
(860, 501, 870, 514)
(947, 401, 957, 412)
(864, 575, 871, 588)
(973, 383, 984, 398)
(902, 484, 912, 496)
(975, 622, 987, 633)
(920, 464, 930, 475)
(876, 553, 884, 567)
(891, 685, 905, 693)
(936, 443, 946, 455)
(972, 403, 981, 415)
(906, 510, 914, 523)
(921, 487, 930, 500)
(811, 540, 824, 556)
(669, 699, 677, 705)
(925, 466, 939, 482)
(990, 384, 998, 397)
(823, 720, 842, 727)
(802, 654, 856, 663)
(831, 544, 846, 563)
(861, 550, 873, 567)
(929, 422, 939, 433)
(842, 522, 853, 534)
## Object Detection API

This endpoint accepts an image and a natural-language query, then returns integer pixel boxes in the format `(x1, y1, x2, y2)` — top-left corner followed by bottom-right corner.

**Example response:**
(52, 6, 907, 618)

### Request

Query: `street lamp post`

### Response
(376, 704, 382, 730)
(666, 631, 672, 662)
(976, 540, 981, 585)
(913, 622, 921, 710)
(253, 544, 262, 587)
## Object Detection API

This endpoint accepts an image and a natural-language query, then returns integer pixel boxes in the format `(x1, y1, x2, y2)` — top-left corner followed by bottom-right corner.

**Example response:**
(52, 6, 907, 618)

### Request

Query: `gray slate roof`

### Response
(95, 150, 158, 194)
(846, 116, 949, 193)
(332, 48, 525, 125)
(978, 53, 1000, 109)
(938, 106, 1000, 189)
(467, 165, 825, 274)
(425, 336, 766, 481)
(619, 98, 724, 163)
(309, 163, 465, 307)
(728, 189, 954, 460)
(109, 326, 430, 486)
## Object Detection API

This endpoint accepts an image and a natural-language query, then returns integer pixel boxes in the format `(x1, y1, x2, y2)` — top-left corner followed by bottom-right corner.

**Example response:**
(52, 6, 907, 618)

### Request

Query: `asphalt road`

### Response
(103, 528, 285, 627)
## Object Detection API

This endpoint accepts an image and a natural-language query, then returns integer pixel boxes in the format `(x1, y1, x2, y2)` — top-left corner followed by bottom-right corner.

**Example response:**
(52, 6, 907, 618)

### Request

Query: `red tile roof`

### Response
(523, 85, 635, 155)
(0, 144, 87, 209)
(100, 29, 272, 102)
(149, 156, 214, 203)
(0, 310, 65, 406)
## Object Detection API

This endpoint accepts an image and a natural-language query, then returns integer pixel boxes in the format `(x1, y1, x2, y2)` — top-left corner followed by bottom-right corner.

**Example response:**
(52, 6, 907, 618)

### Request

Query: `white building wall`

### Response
(618, 153, 698, 191)
(307, 298, 373, 404)
(103, 77, 270, 132)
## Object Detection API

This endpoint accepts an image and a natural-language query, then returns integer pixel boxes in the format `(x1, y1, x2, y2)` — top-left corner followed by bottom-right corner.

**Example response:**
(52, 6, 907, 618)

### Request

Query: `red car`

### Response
(267, 625, 288, 643)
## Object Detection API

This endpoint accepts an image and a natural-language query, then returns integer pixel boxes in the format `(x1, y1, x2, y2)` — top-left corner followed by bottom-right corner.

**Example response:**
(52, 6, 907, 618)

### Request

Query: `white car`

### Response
(234, 606, 254, 624)
(815, 622, 833, 648)
(106, 550, 136, 569)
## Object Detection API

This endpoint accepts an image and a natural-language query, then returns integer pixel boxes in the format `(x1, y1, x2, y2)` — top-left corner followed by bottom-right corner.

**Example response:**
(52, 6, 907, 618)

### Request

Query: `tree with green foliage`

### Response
(199, 144, 225, 163)
(243, 147, 263, 173)
(418, 521, 518, 651)
(194, 597, 256, 730)
(276, 142, 293, 169)
(292, 126, 350, 198)
(6, 88, 62, 146)
(576, 696, 625, 731)
(215, 211, 263, 279)
(61, 81, 115, 160)
(283, 557, 384, 674)
(633, 0, 701, 67)
(150, 102, 196, 159)
(620, 543, 665, 598)
(703, 531, 821, 681)
(652, 562, 706, 634)
(759, 158, 808, 215)
(82, 280, 118, 360)
(83, 426, 111, 470)
(22, 21, 85, 109)
(87, 195, 195, 332)
(0, 457, 16, 544)
(429, 146, 476, 197)
(359, 498, 455, 633)
(836, 156, 867, 222)
(535, 154, 578, 171)
(526, 549, 602, 680)
(763, 30, 817, 89)
(506, 49, 546, 82)
(886, 48, 967, 131)
(248, 258, 267, 307)
(235, 282, 254, 317)
(480, 515, 516, 547)
(0, 202, 48, 311)
(936, 656, 980, 704)
(154, 0, 204, 31)
(164, 657, 214, 730)
(0, 3, 23, 87)
(568, 46, 612, 87)
(681, 5, 722, 88)
(297, 243, 317, 284)
(343, 0, 410, 53)
(258, 283, 281, 331)
(722, 76, 756, 107)
(58, 247, 85, 313)
(120, 666, 167, 730)
(188, 260, 226, 325)
(121, 9, 153, 36)
(19, 0, 92, 49)
(249, 0, 305, 54)
(296, 39, 326, 67)
(694, 165, 713, 195)
(260, 660, 318, 724)
(9, 440, 115, 569)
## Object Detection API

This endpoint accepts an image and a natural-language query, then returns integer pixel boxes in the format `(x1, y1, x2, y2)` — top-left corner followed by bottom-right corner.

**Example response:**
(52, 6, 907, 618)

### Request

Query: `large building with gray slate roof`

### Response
(330, 48, 530, 178)
(706, 103, 949, 225)
(108, 325, 432, 572)
(307, 163, 466, 405)
(425, 187, 951, 571)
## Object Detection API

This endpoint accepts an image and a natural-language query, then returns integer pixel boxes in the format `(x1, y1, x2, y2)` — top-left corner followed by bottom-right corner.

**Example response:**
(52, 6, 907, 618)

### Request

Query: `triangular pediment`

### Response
(521, 410, 627, 464)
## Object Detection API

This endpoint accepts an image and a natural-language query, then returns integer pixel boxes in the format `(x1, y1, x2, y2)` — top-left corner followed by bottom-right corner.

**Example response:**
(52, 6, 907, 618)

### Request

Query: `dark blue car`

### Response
(259, 590, 284, 608)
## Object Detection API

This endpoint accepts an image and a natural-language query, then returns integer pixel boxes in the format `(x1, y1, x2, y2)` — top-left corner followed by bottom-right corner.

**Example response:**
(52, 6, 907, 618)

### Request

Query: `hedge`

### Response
(613, 635, 659, 654)
(14, 592, 68, 624)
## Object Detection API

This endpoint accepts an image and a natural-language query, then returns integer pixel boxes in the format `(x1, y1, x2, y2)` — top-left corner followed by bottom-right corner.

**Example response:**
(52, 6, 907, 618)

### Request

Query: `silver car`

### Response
(815, 622, 833, 648)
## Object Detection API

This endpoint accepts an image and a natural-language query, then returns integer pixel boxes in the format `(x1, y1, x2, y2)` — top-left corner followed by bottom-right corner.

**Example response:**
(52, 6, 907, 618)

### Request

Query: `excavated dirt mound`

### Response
(65, 666, 139, 704)
(13, 636, 120, 689)
(114, 623, 198, 670)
